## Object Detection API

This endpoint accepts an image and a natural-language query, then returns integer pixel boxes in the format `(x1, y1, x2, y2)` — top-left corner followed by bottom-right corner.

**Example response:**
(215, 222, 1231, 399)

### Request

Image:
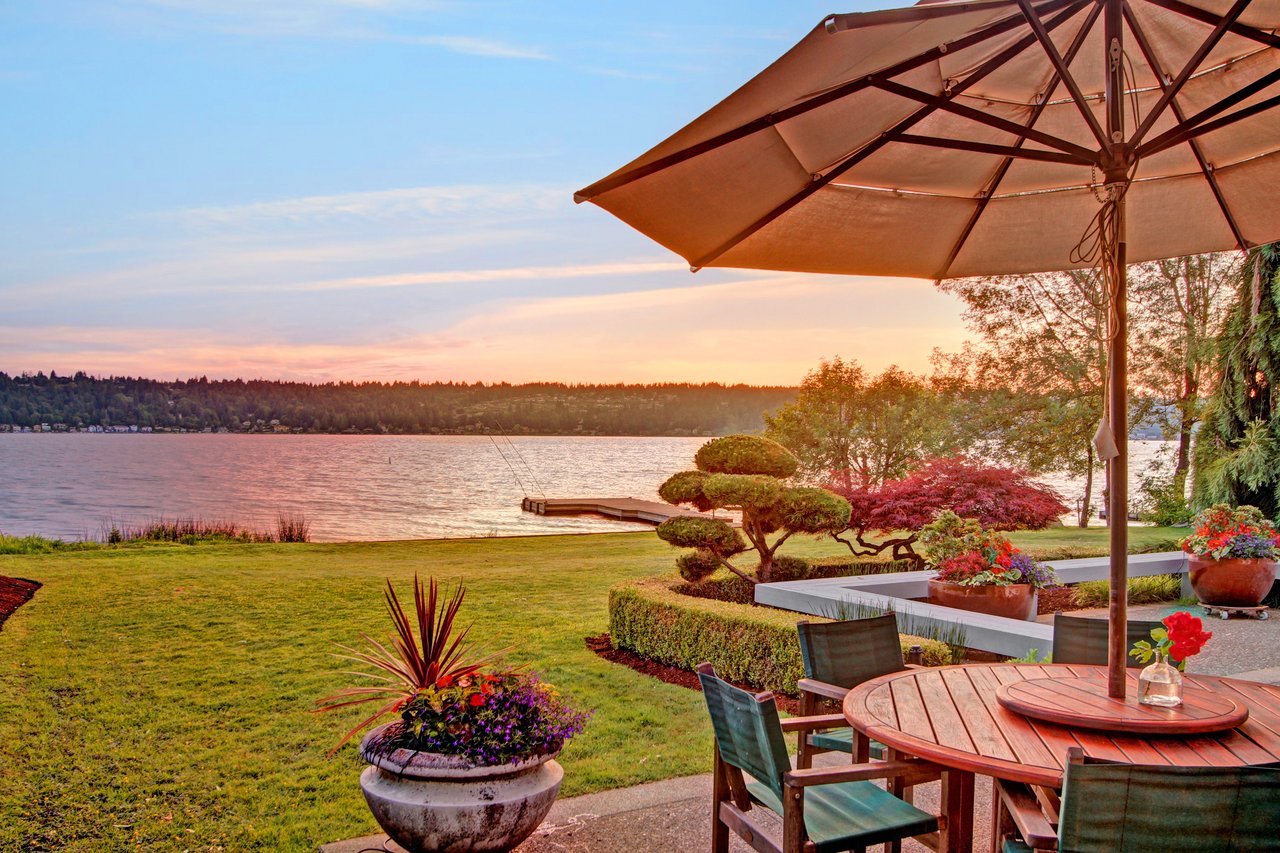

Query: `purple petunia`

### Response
(393, 673, 591, 766)
(1007, 553, 1058, 588)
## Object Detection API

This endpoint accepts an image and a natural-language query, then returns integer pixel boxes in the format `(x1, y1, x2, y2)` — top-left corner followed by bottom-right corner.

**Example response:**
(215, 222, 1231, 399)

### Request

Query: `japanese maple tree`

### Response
(826, 457, 1068, 565)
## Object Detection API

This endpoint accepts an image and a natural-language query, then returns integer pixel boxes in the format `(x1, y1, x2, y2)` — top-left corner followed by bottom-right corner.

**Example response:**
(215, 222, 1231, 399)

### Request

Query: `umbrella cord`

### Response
(1070, 45, 1143, 419)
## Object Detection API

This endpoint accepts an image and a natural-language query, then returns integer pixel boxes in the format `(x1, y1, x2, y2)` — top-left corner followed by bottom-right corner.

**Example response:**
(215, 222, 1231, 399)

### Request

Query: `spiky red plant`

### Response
(316, 575, 508, 753)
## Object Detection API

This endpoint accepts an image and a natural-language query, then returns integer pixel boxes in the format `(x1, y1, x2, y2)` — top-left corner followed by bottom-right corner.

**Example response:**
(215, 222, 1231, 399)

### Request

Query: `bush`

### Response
(1072, 574, 1182, 608)
(694, 435, 798, 478)
(608, 576, 950, 695)
(1136, 471, 1193, 527)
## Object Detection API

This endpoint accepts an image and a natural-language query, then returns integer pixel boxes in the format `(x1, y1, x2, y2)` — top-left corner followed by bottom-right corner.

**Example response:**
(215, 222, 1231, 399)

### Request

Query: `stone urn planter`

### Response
(1187, 555, 1277, 608)
(927, 579, 1037, 621)
(358, 725, 564, 853)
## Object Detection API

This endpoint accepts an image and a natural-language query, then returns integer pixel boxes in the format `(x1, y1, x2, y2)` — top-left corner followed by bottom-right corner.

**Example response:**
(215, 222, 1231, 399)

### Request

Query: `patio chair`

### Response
(1050, 613, 1165, 667)
(696, 663, 941, 853)
(994, 747, 1280, 852)
(795, 615, 923, 768)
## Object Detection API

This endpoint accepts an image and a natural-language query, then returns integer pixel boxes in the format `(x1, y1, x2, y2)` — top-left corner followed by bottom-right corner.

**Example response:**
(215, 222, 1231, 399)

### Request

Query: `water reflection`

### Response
(0, 435, 1173, 542)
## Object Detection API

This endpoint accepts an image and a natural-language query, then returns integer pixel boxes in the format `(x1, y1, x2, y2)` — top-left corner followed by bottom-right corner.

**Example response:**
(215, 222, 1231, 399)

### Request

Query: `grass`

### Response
(0, 526, 1186, 851)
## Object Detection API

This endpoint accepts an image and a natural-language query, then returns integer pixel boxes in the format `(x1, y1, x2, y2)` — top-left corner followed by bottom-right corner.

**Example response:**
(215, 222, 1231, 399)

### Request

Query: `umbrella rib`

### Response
(1140, 0, 1280, 51)
(870, 79, 1098, 162)
(895, 133, 1089, 165)
(1122, 2, 1250, 250)
(1127, 0, 1251, 151)
(1016, 0, 1111, 151)
(936, 0, 1104, 281)
(687, 0, 1092, 270)
(573, 0, 1083, 203)
(1144, 91, 1280, 158)
(1136, 65, 1280, 158)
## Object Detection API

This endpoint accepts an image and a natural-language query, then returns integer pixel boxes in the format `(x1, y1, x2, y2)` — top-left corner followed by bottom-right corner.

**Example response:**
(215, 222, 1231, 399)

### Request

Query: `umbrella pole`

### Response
(1107, 205, 1128, 699)
(1104, 0, 1128, 701)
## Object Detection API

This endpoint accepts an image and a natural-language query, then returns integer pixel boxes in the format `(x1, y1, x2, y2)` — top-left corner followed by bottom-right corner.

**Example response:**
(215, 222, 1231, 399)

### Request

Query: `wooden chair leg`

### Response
(797, 691, 816, 770)
(886, 747, 913, 808)
(711, 746, 730, 853)
(991, 776, 1013, 853)
(782, 780, 806, 853)
(854, 730, 872, 764)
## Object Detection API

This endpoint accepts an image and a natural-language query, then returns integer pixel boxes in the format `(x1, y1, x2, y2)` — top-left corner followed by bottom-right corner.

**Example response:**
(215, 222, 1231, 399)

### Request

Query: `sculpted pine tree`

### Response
(655, 435, 851, 585)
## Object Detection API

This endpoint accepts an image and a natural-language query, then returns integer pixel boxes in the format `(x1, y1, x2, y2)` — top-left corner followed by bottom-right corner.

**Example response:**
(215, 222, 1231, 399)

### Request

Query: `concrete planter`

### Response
(1188, 556, 1277, 608)
(358, 725, 563, 853)
(926, 579, 1037, 621)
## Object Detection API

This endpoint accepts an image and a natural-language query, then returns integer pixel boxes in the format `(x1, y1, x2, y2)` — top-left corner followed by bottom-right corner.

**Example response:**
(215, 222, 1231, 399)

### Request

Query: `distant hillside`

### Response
(0, 372, 797, 436)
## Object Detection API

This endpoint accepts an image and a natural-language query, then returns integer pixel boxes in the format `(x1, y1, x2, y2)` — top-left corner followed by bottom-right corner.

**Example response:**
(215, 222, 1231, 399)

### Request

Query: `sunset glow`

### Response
(1, 1, 967, 385)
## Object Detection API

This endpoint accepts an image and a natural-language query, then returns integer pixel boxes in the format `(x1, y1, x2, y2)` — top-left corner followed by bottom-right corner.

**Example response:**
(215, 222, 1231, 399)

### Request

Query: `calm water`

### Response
(0, 435, 1174, 542)
(0, 434, 710, 541)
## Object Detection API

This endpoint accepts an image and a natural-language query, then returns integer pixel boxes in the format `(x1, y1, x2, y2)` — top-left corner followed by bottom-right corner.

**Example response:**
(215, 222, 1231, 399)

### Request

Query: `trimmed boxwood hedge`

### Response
(608, 575, 950, 696)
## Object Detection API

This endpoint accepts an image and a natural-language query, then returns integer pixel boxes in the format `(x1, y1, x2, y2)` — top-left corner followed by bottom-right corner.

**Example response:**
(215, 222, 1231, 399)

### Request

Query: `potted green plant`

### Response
(921, 511, 1057, 621)
(317, 576, 590, 853)
(1181, 504, 1280, 608)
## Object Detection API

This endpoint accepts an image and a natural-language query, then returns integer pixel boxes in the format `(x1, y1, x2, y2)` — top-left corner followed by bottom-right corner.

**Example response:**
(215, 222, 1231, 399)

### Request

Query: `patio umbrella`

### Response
(576, 0, 1280, 698)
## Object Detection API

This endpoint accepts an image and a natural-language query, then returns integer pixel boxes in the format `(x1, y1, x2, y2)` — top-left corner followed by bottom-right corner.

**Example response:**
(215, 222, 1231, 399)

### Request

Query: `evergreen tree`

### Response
(1193, 244, 1280, 518)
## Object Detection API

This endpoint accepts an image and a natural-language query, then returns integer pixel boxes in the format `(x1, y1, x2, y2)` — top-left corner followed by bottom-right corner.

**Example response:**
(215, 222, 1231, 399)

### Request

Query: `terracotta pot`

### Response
(358, 725, 563, 853)
(927, 579, 1037, 621)
(1187, 555, 1277, 607)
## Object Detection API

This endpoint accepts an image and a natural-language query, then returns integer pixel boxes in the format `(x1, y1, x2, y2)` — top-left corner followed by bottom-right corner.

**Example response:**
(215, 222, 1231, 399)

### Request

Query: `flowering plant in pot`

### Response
(1129, 611, 1213, 706)
(1180, 504, 1280, 608)
(920, 511, 1058, 621)
(317, 576, 590, 853)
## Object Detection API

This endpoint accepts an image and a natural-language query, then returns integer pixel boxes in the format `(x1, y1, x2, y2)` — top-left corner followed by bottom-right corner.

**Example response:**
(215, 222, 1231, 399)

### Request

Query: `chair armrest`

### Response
(783, 759, 943, 789)
(779, 713, 847, 733)
(996, 780, 1058, 850)
(903, 663, 927, 670)
(797, 678, 850, 701)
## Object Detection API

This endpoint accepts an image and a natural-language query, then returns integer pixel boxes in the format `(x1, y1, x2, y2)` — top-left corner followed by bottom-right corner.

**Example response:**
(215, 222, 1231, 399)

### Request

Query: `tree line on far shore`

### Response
(0, 374, 797, 437)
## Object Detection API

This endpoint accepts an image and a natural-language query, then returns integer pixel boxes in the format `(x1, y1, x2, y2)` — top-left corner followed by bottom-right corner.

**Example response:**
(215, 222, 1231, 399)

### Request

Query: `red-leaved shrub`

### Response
(826, 457, 1068, 564)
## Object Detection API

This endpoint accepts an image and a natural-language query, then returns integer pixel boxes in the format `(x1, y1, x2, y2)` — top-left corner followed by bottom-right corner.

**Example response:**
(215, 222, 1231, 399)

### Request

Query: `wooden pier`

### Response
(521, 497, 721, 526)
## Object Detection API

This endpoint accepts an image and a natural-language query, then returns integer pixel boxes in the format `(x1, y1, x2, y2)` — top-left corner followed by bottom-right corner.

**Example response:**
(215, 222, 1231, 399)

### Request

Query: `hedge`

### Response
(608, 575, 950, 695)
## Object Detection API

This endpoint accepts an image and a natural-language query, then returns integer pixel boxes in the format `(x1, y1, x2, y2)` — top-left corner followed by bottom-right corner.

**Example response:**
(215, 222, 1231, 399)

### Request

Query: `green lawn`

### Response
(0, 526, 1183, 851)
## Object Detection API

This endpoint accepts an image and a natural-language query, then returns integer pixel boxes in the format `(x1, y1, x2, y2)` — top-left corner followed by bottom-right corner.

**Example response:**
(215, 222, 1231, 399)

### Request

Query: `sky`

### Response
(0, 0, 972, 385)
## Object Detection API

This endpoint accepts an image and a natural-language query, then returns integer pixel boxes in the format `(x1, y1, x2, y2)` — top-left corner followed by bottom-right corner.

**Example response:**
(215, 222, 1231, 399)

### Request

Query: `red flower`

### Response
(469, 693, 485, 707)
(435, 675, 453, 688)
(1163, 612, 1212, 660)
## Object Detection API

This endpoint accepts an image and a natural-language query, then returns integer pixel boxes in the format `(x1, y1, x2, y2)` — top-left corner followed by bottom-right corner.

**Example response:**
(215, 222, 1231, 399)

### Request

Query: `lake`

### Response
(0, 434, 1174, 542)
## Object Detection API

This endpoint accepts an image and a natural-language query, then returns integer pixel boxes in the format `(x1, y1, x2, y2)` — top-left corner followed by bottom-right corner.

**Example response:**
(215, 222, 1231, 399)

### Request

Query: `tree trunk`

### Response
(1079, 444, 1095, 528)
(1174, 384, 1194, 496)
(743, 514, 773, 583)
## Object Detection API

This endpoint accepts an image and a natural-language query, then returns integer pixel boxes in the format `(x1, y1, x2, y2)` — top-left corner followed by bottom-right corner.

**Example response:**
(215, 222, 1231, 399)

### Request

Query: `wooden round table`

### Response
(843, 663, 1280, 852)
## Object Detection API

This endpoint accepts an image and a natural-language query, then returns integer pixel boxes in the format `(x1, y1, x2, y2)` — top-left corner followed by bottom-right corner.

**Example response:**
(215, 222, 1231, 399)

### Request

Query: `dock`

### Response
(521, 497, 722, 526)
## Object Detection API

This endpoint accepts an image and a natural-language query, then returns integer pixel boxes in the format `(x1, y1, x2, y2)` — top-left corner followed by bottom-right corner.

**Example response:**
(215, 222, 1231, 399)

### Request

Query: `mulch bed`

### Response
(1037, 586, 1080, 615)
(585, 634, 802, 714)
(0, 576, 41, 631)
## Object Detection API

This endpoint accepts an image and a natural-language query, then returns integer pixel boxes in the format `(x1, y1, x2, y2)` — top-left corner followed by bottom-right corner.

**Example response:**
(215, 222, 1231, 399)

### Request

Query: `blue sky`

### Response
(0, 0, 969, 384)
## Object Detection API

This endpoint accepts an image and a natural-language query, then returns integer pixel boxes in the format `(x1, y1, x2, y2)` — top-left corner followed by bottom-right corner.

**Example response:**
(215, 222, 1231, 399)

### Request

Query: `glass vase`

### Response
(1138, 652, 1183, 707)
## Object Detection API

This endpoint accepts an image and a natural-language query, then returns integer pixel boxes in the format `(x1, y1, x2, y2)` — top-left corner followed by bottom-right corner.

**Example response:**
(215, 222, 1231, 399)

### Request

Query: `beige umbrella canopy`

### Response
(577, 0, 1280, 698)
